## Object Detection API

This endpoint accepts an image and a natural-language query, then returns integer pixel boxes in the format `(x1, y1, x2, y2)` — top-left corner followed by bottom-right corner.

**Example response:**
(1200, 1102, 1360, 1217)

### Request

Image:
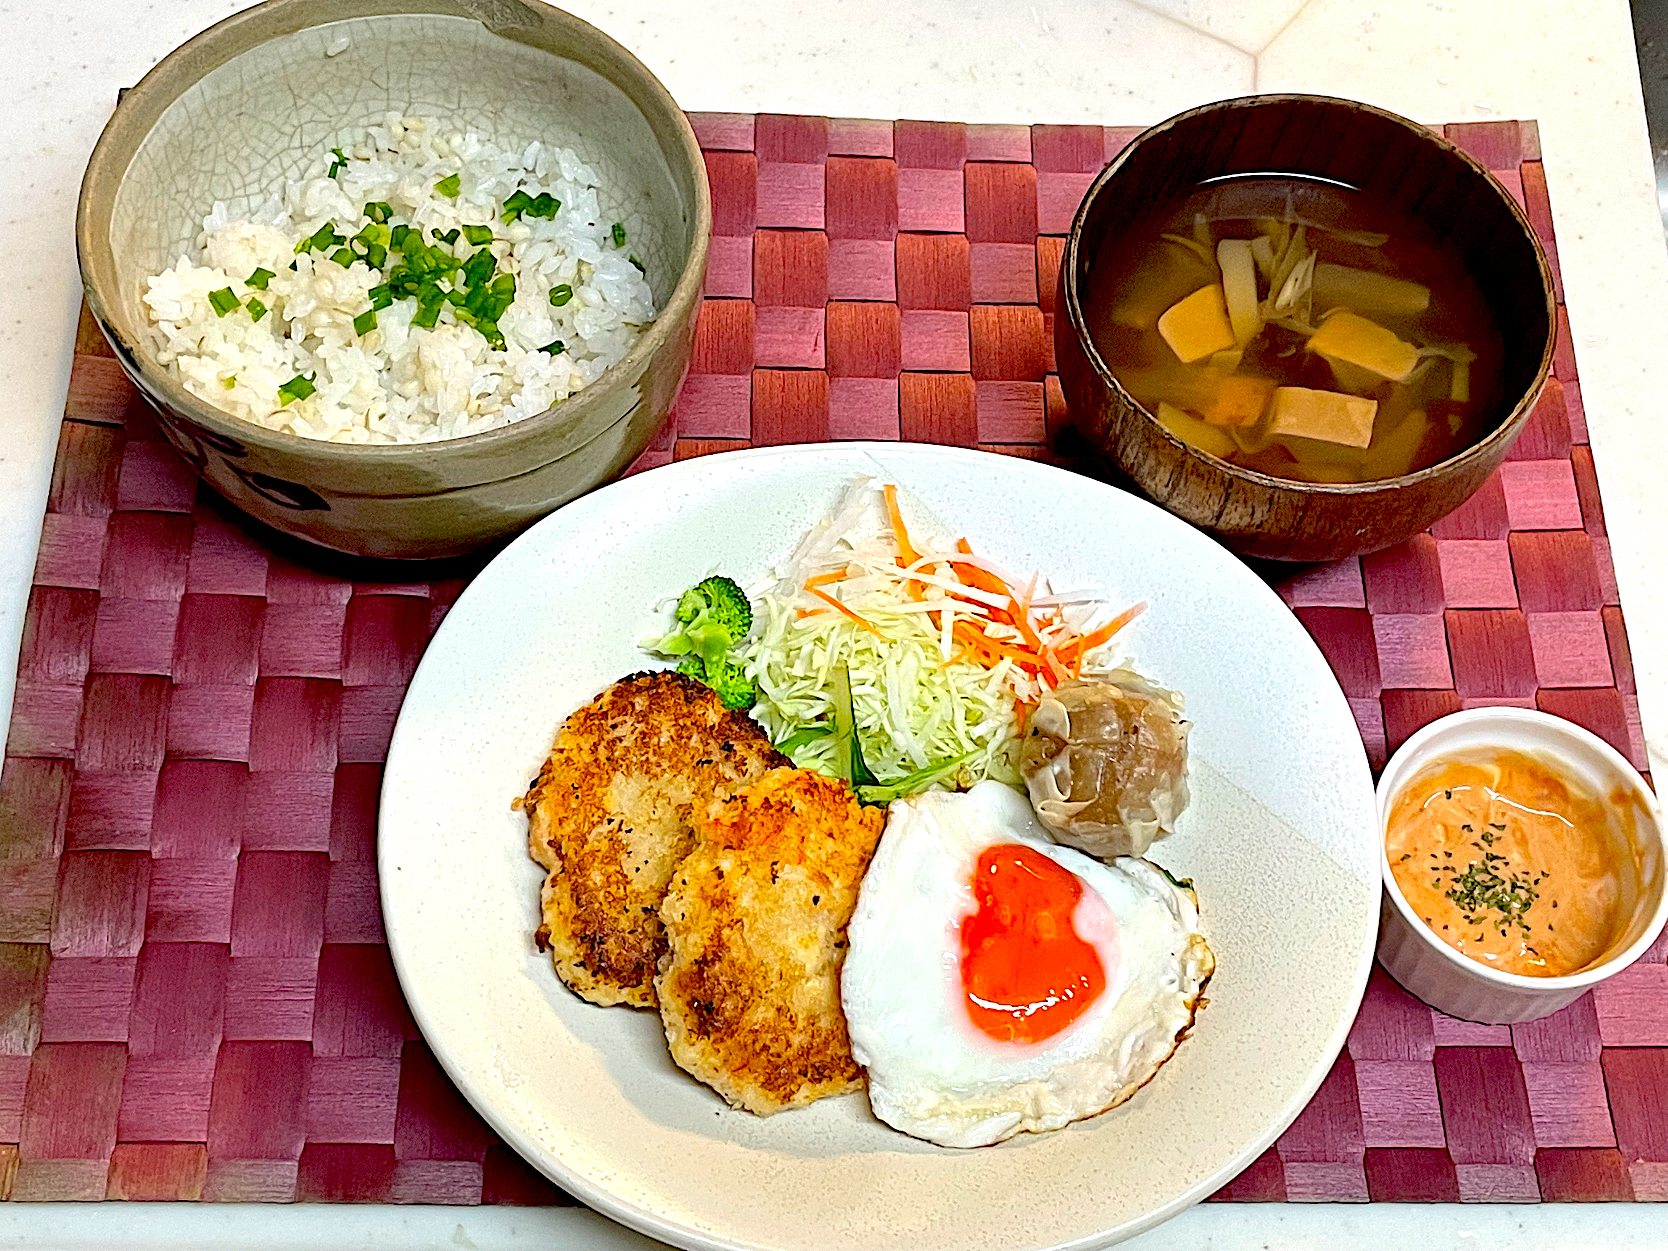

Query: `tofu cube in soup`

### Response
(1157, 284, 1236, 365)
(1267, 386, 1378, 449)
(1307, 310, 1420, 383)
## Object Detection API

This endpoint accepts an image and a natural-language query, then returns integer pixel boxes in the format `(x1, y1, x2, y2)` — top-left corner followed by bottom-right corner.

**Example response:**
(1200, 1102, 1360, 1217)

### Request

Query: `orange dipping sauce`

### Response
(1386, 750, 1640, 977)
(960, 844, 1107, 1043)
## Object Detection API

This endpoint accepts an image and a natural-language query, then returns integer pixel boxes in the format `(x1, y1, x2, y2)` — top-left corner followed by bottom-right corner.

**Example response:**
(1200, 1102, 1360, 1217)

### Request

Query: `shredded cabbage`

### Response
(739, 479, 1137, 796)
(750, 587, 1025, 787)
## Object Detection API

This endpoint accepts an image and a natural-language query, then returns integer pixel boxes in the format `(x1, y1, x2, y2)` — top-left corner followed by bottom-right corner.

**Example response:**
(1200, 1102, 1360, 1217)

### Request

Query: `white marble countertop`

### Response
(5, 0, 1665, 1246)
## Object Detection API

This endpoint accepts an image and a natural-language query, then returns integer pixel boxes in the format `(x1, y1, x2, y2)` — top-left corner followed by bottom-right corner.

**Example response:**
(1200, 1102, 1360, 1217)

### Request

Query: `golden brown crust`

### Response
(655, 767, 886, 1114)
(523, 671, 785, 1007)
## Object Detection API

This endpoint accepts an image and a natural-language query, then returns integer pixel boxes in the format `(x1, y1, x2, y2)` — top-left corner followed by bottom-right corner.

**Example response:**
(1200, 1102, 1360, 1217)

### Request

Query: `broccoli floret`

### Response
(703, 657, 758, 711)
(677, 654, 757, 711)
(652, 575, 757, 705)
(677, 576, 753, 637)
(655, 575, 754, 668)
(656, 615, 731, 667)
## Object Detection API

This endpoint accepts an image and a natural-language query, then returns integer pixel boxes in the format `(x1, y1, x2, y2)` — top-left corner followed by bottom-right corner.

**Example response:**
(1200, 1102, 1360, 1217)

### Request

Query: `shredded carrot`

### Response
(948, 624, 1001, 666)
(941, 557, 1078, 683)
(953, 621, 1042, 674)
(947, 540, 1024, 627)
(808, 586, 885, 637)
(1017, 572, 1038, 612)
(883, 484, 920, 566)
(969, 640, 1037, 676)
(882, 486, 931, 605)
(795, 607, 825, 620)
(1011, 576, 1072, 683)
(804, 570, 849, 589)
(1008, 595, 1046, 654)
(1014, 698, 1033, 734)
(952, 539, 1013, 599)
(1058, 601, 1147, 664)
(1038, 645, 1072, 686)
(952, 583, 1013, 628)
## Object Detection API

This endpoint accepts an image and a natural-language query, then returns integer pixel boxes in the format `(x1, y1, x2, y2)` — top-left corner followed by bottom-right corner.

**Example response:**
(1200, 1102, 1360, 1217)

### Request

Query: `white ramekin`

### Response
(1376, 707, 1667, 1024)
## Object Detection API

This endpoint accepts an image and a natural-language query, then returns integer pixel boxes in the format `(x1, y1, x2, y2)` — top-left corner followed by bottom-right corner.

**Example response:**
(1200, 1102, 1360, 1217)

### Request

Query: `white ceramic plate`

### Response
(380, 444, 1380, 1251)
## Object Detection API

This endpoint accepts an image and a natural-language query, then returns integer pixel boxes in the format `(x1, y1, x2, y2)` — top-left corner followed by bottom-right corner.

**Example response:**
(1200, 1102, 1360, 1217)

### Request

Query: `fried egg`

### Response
(841, 781, 1213, 1148)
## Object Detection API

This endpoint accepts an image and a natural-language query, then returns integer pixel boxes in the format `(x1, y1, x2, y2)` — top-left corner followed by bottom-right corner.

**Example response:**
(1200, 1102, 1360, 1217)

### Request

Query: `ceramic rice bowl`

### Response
(77, 0, 710, 559)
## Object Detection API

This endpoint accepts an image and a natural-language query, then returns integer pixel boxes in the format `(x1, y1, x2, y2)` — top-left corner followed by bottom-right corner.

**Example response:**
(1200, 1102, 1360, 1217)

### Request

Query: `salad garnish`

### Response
(647, 480, 1145, 802)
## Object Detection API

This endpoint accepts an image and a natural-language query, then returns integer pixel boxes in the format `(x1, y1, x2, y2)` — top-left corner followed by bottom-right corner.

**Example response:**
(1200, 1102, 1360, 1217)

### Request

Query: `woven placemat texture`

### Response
(0, 113, 1662, 1209)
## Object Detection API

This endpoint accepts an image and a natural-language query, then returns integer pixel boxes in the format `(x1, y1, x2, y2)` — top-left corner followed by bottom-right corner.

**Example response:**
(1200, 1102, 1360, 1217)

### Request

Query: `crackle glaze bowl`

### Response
(77, 0, 710, 560)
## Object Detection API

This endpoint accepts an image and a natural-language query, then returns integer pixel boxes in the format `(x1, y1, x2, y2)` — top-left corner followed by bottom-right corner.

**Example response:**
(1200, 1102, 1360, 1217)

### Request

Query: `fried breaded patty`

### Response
(656, 766, 886, 1115)
(523, 671, 784, 1007)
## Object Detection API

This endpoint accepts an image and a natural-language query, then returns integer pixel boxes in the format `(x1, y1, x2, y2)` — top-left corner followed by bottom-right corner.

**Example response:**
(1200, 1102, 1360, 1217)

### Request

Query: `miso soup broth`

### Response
(1084, 175, 1507, 484)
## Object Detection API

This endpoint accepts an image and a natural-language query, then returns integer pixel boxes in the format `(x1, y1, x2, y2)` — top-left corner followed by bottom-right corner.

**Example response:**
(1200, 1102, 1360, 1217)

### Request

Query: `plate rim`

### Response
(378, 441, 1381, 1251)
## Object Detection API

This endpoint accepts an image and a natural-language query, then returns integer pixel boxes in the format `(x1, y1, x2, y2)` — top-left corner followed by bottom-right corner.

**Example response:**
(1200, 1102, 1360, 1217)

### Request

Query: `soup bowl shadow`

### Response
(1056, 94, 1556, 564)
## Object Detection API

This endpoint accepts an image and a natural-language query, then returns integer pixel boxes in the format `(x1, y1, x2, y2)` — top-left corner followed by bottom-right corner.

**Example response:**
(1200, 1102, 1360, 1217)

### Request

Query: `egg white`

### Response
(842, 781, 1213, 1148)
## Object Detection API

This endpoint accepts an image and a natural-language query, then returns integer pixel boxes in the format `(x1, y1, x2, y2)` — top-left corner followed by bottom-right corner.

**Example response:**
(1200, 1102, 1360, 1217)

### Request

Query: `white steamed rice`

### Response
(141, 114, 656, 444)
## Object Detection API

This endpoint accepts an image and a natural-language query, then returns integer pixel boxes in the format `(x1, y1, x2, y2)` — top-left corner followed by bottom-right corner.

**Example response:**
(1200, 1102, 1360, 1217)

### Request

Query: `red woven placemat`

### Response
(1, 113, 1662, 1209)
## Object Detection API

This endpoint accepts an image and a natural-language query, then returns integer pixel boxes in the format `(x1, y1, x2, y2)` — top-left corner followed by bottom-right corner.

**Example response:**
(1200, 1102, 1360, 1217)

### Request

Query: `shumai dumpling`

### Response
(1019, 671, 1190, 859)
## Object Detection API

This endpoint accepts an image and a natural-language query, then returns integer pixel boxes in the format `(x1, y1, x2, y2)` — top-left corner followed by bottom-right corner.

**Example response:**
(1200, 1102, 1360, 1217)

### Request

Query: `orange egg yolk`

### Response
(959, 843, 1107, 1044)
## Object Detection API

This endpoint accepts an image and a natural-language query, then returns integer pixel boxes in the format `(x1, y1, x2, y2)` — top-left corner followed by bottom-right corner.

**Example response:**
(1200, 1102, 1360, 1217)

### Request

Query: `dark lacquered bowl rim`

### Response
(1059, 93, 1558, 497)
(74, 0, 712, 467)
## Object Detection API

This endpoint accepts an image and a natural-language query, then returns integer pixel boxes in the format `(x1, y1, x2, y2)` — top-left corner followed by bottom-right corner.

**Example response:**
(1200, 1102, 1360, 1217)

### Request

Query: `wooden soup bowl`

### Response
(1056, 94, 1555, 563)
